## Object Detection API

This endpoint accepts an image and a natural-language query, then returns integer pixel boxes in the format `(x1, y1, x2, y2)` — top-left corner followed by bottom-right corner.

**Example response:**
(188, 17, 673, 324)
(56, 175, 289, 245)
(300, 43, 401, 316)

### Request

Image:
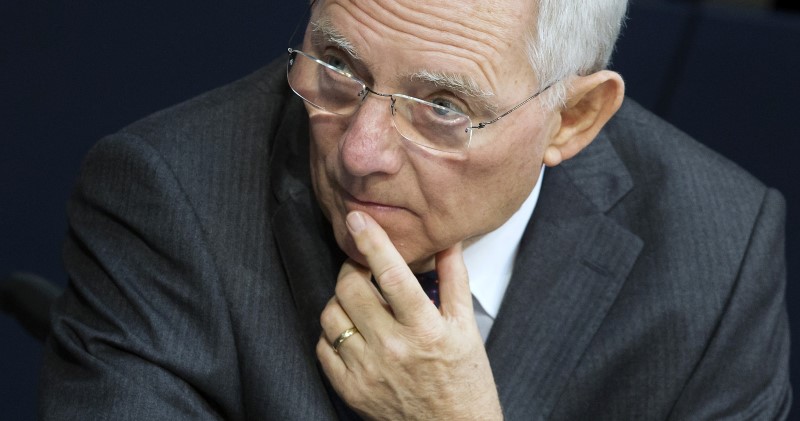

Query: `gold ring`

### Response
(332, 327, 359, 353)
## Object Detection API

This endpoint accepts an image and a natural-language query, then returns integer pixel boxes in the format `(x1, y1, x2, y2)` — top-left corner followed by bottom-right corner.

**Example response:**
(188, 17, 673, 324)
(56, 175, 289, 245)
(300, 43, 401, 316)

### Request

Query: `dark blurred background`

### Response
(2, 0, 798, 419)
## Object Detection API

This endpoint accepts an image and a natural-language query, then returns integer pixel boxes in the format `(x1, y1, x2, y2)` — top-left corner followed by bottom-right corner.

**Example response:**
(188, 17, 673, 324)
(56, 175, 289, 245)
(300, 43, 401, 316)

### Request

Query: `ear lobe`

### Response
(543, 71, 625, 167)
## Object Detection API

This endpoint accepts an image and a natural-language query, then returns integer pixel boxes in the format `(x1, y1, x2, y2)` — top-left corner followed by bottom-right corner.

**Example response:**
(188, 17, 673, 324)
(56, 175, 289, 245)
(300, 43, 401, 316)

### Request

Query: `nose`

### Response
(338, 96, 404, 177)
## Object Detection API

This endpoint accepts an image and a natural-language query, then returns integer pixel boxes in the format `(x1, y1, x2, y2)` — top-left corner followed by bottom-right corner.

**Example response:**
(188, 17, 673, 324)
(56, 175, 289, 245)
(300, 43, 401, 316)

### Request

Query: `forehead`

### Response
(310, 0, 535, 94)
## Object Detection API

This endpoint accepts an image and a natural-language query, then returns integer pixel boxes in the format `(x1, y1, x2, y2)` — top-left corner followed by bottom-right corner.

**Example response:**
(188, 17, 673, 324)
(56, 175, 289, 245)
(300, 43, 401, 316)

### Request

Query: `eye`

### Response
(430, 98, 464, 116)
(325, 55, 349, 72)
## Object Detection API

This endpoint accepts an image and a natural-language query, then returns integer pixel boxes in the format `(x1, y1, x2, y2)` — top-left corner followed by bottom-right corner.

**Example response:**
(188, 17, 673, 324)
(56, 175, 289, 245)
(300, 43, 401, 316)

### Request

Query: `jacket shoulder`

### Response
(607, 99, 772, 208)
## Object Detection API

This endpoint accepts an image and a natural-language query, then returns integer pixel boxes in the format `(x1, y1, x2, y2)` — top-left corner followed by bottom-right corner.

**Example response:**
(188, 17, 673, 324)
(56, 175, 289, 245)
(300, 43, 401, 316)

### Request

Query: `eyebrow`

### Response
(408, 70, 498, 115)
(310, 16, 360, 59)
(309, 15, 498, 116)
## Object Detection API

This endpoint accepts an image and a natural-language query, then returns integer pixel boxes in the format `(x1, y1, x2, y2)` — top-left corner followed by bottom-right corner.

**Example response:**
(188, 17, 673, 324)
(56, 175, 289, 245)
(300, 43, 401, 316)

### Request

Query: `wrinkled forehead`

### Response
(308, 0, 536, 94)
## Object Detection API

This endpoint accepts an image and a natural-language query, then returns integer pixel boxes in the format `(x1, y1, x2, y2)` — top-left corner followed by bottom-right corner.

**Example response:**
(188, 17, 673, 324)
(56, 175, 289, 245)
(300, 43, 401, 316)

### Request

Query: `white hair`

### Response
(306, 0, 627, 110)
(526, 0, 629, 109)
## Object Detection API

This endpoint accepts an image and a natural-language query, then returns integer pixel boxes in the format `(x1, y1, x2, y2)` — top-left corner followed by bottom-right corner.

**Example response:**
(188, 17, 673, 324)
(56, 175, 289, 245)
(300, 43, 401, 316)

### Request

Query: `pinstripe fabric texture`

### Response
(39, 58, 791, 420)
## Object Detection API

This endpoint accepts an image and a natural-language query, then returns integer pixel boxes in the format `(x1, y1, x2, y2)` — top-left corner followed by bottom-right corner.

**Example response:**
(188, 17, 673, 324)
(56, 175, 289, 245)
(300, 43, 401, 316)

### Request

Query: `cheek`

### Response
(308, 117, 373, 264)
(309, 114, 345, 160)
(446, 124, 546, 231)
(309, 117, 345, 219)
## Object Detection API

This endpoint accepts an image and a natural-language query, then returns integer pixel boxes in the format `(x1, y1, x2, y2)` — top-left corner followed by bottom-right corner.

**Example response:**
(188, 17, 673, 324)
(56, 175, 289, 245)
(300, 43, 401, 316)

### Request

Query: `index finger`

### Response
(345, 211, 439, 326)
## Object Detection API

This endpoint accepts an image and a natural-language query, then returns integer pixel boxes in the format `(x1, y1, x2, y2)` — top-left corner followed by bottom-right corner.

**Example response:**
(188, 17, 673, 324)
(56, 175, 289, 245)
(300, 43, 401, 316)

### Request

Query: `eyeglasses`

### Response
(286, 48, 550, 153)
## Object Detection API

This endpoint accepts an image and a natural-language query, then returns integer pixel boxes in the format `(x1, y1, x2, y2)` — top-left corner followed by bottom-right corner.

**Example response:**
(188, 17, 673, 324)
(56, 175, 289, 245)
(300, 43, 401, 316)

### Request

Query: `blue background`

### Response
(2, 0, 799, 418)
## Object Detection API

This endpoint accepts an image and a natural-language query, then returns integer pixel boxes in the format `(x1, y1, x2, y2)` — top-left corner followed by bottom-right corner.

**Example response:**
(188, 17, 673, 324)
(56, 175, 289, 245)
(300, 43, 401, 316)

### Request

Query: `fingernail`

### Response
(346, 211, 366, 233)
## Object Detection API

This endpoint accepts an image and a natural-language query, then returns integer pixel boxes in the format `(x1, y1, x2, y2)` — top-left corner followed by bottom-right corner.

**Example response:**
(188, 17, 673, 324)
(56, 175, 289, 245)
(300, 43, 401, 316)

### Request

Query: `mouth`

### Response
(341, 189, 407, 214)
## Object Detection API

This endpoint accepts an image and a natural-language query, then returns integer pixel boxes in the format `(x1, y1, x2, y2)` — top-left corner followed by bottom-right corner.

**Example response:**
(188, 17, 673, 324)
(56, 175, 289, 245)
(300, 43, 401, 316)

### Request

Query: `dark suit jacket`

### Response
(39, 58, 792, 420)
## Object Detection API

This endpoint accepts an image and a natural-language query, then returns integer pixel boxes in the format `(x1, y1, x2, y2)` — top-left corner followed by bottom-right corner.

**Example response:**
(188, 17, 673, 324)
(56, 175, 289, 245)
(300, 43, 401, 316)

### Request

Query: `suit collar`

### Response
(487, 129, 643, 419)
(558, 126, 634, 213)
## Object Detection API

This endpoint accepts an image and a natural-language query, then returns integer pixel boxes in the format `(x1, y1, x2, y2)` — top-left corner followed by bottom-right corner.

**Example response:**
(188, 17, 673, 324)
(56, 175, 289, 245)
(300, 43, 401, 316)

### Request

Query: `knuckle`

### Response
(412, 324, 443, 344)
(379, 334, 411, 363)
(335, 275, 372, 315)
(360, 358, 378, 378)
(319, 302, 338, 329)
(375, 263, 409, 291)
(315, 336, 329, 357)
(360, 359, 386, 386)
(334, 271, 360, 299)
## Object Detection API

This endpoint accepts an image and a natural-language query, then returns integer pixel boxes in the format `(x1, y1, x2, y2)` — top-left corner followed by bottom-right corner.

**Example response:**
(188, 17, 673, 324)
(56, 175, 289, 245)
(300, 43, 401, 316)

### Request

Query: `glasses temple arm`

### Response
(469, 84, 553, 129)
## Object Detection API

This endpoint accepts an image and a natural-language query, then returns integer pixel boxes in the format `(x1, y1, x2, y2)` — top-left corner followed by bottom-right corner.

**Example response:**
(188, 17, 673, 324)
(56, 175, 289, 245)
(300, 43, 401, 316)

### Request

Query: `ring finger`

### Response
(319, 296, 367, 367)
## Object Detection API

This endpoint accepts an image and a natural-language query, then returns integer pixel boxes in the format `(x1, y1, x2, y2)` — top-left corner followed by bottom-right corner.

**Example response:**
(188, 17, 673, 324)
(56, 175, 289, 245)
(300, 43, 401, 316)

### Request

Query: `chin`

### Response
(333, 227, 369, 268)
(334, 224, 435, 273)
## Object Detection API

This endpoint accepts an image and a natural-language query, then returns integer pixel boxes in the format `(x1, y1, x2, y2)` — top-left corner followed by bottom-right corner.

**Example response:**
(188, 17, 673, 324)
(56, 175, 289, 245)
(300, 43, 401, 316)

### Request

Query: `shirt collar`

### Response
(464, 166, 545, 318)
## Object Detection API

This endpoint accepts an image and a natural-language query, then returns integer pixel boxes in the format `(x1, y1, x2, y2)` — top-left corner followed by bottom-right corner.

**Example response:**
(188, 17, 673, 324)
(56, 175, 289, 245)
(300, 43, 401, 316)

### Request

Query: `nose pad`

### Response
(338, 95, 404, 177)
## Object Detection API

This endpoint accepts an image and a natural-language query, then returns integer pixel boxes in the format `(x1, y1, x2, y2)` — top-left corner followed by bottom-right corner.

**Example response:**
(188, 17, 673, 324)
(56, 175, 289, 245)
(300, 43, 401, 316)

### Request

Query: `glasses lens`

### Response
(287, 50, 364, 115)
(391, 95, 471, 152)
(287, 50, 472, 153)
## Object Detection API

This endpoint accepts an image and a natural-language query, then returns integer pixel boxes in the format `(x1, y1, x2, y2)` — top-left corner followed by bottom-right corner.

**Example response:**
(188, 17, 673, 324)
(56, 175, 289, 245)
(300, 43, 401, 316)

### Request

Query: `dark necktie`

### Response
(415, 271, 440, 308)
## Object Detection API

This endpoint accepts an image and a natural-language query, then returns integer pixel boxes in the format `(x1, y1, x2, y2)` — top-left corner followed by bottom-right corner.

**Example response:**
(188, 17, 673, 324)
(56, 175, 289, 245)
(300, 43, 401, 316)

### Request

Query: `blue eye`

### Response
(431, 99, 462, 116)
(326, 56, 348, 71)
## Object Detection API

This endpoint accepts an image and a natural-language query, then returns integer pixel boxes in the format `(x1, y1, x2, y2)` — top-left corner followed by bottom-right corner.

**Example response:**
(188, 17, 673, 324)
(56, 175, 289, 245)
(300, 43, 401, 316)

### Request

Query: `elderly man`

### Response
(39, 0, 791, 419)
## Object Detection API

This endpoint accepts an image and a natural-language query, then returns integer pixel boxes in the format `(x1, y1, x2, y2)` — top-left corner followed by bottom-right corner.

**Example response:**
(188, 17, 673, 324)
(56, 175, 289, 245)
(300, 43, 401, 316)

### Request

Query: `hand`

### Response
(317, 211, 503, 420)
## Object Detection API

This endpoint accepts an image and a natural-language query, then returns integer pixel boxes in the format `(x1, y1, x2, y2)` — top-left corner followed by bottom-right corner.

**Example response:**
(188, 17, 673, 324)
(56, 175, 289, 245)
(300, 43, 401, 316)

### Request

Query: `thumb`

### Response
(436, 242, 474, 318)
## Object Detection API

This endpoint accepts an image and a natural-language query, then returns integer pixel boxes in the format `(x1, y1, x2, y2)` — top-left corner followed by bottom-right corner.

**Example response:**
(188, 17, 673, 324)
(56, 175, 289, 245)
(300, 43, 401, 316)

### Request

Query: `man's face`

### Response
(305, 0, 556, 271)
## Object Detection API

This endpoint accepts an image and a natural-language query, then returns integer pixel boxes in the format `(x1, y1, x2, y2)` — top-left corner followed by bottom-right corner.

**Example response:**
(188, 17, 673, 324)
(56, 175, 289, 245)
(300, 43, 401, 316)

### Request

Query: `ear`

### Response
(543, 70, 625, 167)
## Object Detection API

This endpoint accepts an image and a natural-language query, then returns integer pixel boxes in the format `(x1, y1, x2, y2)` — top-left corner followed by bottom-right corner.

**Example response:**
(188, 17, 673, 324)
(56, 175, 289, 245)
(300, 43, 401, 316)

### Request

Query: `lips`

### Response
(342, 189, 405, 213)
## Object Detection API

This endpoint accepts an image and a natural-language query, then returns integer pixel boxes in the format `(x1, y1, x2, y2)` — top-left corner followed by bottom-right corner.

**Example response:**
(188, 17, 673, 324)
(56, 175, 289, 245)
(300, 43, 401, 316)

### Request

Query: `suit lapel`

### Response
(487, 132, 643, 420)
(268, 95, 345, 352)
(272, 193, 363, 420)
(269, 96, 361, 420)
(272, 193, 345, 349)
